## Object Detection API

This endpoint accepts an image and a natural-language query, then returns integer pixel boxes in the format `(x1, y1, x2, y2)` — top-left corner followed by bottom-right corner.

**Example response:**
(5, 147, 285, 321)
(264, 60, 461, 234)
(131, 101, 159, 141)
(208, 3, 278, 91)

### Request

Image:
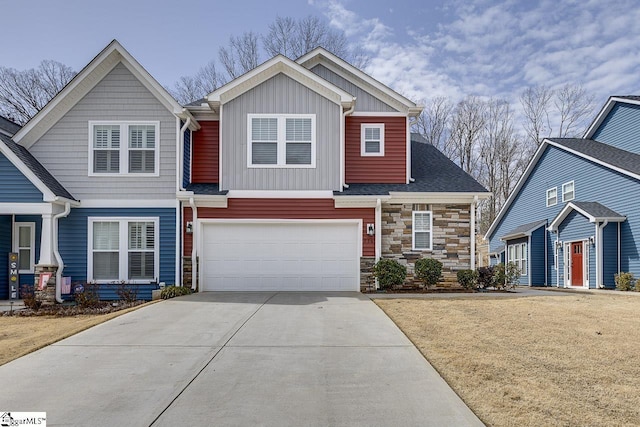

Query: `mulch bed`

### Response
(2, 301, 147, 317)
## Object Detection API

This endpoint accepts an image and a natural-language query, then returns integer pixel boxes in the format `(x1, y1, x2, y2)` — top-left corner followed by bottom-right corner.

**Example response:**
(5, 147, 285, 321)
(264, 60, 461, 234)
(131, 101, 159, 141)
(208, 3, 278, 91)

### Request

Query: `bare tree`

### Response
(555, 83, 595, 137)
(414, 97, 453, 156)
(520, 85, 553, 145)
(292, 15, 348, 59)
(263, 16, 298, 58)
(448, 96, 486, 176)
(168, 61, 225, 105)
(0, 60, 76, 125)
(219, 32, 260, 80)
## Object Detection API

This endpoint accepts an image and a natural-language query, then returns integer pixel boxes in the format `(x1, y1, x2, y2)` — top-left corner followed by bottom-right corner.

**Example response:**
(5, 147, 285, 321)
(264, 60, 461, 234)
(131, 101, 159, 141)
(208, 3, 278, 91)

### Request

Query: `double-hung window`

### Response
(412, 211, 432, 251)
(562, 181, 575, 202)
(89, 121, 159, 175)
(89, 218, 159, 283)
(546, 187, 557, 207)
(13, 222, 35, 274)
(508, 242, 527, 275)
(361, 124, 385, 156)
(248, 114, 315, 167)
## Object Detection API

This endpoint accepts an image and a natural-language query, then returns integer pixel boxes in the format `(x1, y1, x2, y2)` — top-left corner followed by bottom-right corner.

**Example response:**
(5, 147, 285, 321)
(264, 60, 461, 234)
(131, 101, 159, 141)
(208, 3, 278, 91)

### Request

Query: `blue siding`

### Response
(558, 210, 596, 287)
(0, 216, 11, 299)
(602, 222, 619, 288)
(183, 127, 191, 188)
(59, 207, 176, 300)
(14, 215, 42, 294)
(592, 103, 640, 154)
(489, 143, 640, 286)
(530, 226, 546, 285)
(505, 236, 528, 285)
(0, 153, 43, 202)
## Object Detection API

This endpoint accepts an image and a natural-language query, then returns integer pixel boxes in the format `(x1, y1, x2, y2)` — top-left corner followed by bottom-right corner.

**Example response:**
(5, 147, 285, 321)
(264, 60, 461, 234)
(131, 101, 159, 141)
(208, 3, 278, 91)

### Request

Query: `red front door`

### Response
(571, 242, 583, 286)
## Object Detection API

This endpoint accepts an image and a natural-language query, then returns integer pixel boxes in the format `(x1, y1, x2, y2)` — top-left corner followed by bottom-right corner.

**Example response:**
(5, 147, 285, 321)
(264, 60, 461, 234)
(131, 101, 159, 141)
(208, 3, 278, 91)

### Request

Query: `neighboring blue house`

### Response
(0, 41, 199, 301)
(485, 96, 640, 289)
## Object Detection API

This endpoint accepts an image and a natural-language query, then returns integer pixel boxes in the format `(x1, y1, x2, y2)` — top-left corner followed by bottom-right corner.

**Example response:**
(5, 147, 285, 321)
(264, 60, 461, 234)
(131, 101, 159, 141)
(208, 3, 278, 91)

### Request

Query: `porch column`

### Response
(37, 213, 56, 266)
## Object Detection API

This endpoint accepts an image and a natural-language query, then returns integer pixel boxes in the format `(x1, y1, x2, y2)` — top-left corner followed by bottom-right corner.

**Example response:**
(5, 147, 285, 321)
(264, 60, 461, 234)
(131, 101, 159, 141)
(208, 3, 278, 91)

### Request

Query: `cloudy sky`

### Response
(1, 0, 638, 116)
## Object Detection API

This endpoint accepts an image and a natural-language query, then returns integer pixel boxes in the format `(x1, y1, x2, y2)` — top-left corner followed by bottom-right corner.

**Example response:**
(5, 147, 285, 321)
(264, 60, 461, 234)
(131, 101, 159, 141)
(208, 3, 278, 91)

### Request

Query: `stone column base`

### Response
(34, 265, 58, 305)
(360, 257, 376, 292)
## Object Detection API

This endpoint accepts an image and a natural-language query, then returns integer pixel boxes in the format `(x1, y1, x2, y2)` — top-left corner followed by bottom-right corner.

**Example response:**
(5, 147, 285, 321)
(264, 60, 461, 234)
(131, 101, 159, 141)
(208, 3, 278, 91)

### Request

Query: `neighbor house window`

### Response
(13, 222, 35, 274)
(546, 187, 557, 207)
(508, 242, 527, 275)
(89, 218, 158, 283)
(412, 211, 432, 251)
(562, 181, 575, 202)
(247, 114, 315, 167)
(361, 124, 384, 156)
(89, 121, 159, 175)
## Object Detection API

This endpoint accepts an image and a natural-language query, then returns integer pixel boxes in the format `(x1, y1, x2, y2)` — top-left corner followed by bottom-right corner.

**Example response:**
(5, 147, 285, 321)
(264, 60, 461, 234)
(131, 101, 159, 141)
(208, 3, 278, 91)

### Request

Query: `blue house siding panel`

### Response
(558, 210, 596, 287)
(15, 215, 42, 294)
(547, 231, 557, 286)
(489, 143, 640, 285)
(530, 226, 546, 285)
(602, 222, 619, 288)
(592, 103, 640, 154)
(0, 216, 11, 299)
(59, 207, 176, 300)
(0, 154, 43, 202)
(183, 126, 191, 188)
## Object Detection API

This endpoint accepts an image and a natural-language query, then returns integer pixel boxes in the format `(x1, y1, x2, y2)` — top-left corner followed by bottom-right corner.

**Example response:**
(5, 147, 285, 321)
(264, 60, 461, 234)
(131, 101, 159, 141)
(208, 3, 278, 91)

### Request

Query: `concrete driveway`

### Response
(0, 292, 483, 426)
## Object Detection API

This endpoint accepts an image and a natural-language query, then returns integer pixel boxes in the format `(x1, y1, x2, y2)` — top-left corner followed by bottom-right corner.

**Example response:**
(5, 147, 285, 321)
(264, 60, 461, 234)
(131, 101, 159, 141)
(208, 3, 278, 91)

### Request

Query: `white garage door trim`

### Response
(198, 219, 362, 291)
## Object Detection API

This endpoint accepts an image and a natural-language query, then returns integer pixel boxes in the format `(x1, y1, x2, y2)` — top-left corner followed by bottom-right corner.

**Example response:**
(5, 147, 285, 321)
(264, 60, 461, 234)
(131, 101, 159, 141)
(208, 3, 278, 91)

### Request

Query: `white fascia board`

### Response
(549, 202, 625, 231)
(389, 192, 491, 204)
(333, 195, 391, 208)
(227, 190, 334, 199)
(296, 48, 422, 114)
(0, 140, 56, 201)
(176, 191, 228, 208)
(207, 55, 354, 107)
(0, 203, 53, 215)
(584, 96, 640, 139)
(79, 199, 178, 208)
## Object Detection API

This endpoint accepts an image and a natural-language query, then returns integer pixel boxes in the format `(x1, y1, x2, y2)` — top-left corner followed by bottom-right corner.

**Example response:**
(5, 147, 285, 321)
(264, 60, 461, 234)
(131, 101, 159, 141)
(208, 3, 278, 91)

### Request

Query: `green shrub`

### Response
(373, 259, 407, 290)
(457, 269, 478, 290)
(615, 272, 635, 291)
(476, 266, 495, 289)
(160, 285, 193, 299)
(415, 258, 443, 288)
(494, 262, 521, 290)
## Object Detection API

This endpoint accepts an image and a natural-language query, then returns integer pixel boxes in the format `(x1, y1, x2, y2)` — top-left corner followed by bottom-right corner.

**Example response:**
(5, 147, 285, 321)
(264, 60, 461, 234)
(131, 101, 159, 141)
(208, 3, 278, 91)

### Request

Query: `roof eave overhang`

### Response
(388, 191, 491, 204)
(333, 195, 391, 208)
(176, 191, 228, 208)
(584, 96, 640, 139)
(548, 202, 626, 231)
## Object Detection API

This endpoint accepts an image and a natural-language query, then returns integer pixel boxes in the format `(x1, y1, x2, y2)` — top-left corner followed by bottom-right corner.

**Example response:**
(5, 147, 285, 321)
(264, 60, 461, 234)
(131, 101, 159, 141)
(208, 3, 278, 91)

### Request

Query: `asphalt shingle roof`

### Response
(0, 134, 77, 201)
(500, 219, 547, 240)
(185, 183, 228, 195)
(335, 135, 489, 195)
(571, 201, 624, 219)
(547, 138, 640, 177)
(0, 116, 21, 136)
(615, 95, 640, 102)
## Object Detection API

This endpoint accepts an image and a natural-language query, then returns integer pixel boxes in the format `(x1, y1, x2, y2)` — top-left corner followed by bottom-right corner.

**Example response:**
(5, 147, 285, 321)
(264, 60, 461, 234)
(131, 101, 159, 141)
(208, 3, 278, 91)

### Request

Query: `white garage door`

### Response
(201, 222, 360, 291)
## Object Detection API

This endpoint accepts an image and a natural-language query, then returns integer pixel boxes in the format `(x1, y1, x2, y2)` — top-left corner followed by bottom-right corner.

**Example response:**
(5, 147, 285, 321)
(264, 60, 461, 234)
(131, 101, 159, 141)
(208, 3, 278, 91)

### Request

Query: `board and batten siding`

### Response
(530, 226, 546, 286)
(592, 103, 640, 154)
(309, 64, 398, 112)
(345, 116, 406, 183)
(183, 127, 191, 188)
(192, 121, 219, 183)
(489, 145, 640, 287)
(221, 73, 341, 191)
(557, 210, 596, 287)
(183, 198, 375, 256)
(0, 216, 11, 299)
(58, 207, 176, 299)
(28, 62, 177, 200)
(0, 153, 43, 202)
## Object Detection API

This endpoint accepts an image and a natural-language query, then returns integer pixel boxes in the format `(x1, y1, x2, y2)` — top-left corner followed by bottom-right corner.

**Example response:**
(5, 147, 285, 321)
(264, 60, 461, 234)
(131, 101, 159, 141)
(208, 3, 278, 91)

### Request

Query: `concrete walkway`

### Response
(0, 292, 483, 426)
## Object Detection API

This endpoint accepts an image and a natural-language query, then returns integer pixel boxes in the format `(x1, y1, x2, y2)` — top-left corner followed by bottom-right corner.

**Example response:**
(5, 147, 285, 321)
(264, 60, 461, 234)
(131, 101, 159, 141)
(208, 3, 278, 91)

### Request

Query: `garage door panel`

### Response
(201, 222, 359, 291)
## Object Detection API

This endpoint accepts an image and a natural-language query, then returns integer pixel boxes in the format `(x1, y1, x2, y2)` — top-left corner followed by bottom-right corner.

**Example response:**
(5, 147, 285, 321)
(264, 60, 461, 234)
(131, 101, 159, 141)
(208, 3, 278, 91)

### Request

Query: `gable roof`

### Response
(206, 54, 354, 109)
(335, 135, 489, 196)
(296, 47, 423, 116)
(14, 39, 198, 148)
(0, 134, 77, 202)
(584, 95, 640, 139)
(549, 201, 625, 231)
(499, 219, 547, 241)
(0, 116, 21, 137)
(485, 136, 640, 240)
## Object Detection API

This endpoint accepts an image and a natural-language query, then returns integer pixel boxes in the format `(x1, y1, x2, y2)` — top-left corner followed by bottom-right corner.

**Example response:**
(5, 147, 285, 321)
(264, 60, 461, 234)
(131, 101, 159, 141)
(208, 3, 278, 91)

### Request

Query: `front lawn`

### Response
(375, 294, 640, 427)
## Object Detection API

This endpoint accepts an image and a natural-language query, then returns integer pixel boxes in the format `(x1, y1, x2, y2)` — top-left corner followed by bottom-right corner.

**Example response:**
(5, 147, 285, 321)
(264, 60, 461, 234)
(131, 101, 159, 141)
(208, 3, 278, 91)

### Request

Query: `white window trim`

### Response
(412, 210, 433, 251)
(13, 222, 35, 274)
(546, 187, 557, 207)
(246, 114, 316, 168)
(360, 123, 385, 156)
(87, 217, 160, 284)
(562, 180, 575, 202)
(88, 121, 160, 177)
(507, 242, 527, 276)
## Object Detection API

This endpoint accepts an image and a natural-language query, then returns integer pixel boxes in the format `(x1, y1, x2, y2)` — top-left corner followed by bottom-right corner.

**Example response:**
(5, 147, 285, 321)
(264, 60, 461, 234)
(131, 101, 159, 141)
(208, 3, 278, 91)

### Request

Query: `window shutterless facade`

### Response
(412, 211, 432, 251)
(89, 121, 160, 176)
(360, 123, 384, 156)
(546, 187, 557, 207)
(88, 217, 159, 283)
(13, 222, 35, 274)
(508, 242, 527, 275)
(247, 114, 316, 168)
(562, 181, 575, 202)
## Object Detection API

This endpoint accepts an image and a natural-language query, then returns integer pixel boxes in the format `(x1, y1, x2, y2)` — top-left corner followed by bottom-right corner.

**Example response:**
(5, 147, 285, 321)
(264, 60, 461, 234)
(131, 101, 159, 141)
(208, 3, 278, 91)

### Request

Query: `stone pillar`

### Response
(182, 257, 192, 289)
(34, 265, 57, 305)
(360, 257, 376, 292)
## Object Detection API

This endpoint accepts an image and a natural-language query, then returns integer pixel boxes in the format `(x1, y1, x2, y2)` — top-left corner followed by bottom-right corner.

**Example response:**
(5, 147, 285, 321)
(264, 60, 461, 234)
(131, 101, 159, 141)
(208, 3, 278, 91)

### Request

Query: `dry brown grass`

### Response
(376, 294, 640, 427)
(0, 302, 155, 366)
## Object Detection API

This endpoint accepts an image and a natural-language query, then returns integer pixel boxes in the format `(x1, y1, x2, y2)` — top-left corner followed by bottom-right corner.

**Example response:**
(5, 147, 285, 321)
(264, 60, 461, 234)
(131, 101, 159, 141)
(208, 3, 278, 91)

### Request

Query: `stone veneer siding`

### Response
(381, 203, 471, 287)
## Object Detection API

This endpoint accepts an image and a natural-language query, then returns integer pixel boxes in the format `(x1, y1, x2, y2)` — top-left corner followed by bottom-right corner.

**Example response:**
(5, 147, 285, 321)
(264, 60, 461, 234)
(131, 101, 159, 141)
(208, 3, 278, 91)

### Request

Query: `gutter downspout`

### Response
(342, 100, 356, 190)
(375, 198, 382, 290)
(189, 197, 198, 291)
(618, 222, 621, 276)
(178, 117, 192, 191)
(470, 196, 477, 270)
(408, 117, 419, 183)
(597, 220, 608, 288)
(53, 202, 71, 303)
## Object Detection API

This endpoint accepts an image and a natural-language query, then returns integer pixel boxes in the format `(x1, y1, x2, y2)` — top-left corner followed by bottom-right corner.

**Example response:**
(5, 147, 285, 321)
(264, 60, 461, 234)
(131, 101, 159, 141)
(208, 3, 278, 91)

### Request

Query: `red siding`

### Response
(183, 199, 375, 256)
(345, 116, 407, 183)
(192, 121, 219, 183)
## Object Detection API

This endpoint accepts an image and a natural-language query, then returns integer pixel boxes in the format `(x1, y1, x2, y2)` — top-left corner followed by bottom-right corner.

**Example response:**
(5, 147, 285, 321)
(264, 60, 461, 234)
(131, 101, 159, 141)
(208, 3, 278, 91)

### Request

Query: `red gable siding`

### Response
(183, 198, 375, 256)
(345, 116, 406, 183)
(192, 121, 219, 183)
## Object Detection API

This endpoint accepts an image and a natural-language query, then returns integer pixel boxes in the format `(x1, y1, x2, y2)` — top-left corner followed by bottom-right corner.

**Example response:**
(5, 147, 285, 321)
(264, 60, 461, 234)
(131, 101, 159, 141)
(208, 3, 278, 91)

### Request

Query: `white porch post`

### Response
(37, 213, 56, 266)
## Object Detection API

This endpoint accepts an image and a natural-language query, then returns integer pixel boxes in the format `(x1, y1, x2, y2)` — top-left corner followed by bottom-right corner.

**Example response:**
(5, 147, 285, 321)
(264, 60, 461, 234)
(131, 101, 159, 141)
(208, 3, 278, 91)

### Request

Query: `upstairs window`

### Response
(89, 121, 159, 176)
(361, 124, 385, 156)
(248, 114, 316, 168)
(562, 181, 575, 202)
(412, 211, 432, 251)
(546, 187, 557, 207)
